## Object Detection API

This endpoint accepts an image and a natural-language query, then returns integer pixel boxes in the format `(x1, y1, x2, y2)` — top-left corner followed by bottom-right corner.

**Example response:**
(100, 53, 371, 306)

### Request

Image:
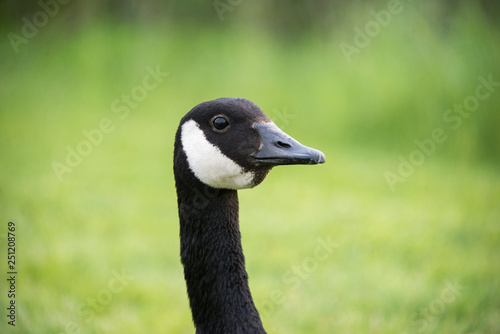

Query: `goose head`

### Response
(175, 97, 325, 190)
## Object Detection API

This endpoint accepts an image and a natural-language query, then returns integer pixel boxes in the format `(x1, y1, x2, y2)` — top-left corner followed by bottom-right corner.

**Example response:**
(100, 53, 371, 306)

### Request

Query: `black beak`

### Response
(251, 122, 326, 166)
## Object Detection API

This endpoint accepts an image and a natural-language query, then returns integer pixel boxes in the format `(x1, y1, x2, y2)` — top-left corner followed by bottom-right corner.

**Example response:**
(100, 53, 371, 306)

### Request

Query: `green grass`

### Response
(1, 3, 500, 333)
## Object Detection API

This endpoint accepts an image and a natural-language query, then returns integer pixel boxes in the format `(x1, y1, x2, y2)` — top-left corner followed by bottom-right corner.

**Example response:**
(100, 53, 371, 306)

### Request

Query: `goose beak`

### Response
(251, 122, 326, 166)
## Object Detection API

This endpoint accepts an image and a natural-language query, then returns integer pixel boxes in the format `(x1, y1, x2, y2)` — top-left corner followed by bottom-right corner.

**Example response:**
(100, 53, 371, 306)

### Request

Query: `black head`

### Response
(174, 98, 325, 190)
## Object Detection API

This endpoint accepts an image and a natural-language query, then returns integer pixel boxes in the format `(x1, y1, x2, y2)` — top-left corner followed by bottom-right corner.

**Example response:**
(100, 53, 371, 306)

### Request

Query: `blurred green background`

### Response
(1, 0, 500, 333)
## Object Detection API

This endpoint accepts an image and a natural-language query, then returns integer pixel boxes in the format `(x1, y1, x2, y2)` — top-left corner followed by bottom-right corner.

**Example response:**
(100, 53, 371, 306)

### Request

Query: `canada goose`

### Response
(173, 98, 325, 333)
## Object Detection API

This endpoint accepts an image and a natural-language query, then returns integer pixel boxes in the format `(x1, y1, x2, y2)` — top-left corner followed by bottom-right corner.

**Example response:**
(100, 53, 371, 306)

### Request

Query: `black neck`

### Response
(175, 173, 266, 334)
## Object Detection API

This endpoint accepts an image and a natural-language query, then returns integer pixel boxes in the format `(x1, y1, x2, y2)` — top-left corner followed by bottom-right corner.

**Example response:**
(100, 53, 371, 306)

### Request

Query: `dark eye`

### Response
(212, 116, 230, 131)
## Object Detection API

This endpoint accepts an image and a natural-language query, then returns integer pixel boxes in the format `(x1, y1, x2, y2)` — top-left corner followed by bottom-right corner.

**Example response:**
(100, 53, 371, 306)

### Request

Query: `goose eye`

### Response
(212, 116, 230, 131)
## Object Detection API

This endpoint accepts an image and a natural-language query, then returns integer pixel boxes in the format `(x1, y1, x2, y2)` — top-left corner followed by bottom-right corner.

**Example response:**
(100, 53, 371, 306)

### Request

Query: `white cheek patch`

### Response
(181, 120, 255, 189)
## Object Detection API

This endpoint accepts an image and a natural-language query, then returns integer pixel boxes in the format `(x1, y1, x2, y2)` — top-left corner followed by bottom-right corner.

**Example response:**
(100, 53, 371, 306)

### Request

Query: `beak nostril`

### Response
(276, 141, 291, 149)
